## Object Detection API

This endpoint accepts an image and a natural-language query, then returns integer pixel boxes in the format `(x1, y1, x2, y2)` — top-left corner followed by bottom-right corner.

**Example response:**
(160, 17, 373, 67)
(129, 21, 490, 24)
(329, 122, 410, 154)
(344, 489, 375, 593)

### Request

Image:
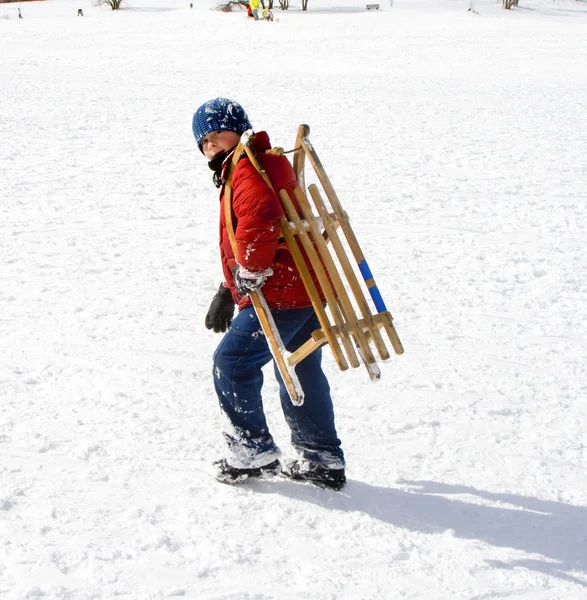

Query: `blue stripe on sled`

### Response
(358, 260, 387, 312)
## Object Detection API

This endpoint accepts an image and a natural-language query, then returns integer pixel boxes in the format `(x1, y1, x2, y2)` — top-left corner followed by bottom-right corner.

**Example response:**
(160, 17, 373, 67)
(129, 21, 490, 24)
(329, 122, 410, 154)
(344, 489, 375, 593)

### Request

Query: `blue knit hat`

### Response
(192, 98, 253, 153)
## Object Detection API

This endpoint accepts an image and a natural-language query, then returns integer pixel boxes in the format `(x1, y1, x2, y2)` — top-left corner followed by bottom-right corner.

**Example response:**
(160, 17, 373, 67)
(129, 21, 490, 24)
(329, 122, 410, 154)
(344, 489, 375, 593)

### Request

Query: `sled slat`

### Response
(308, 184, 390, 361)
(293, 186, 376, 367)
(300, 137, 404, 356)
(279, 189, 358, 369)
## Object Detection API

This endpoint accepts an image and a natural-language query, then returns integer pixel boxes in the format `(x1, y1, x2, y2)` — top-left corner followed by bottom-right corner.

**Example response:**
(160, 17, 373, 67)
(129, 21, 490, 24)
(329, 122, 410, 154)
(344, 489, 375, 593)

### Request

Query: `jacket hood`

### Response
(251, 130, 271, 152)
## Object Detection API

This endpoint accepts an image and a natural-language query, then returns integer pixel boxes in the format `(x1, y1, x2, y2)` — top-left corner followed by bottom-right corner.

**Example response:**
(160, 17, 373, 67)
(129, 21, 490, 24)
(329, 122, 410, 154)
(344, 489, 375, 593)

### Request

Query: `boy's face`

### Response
(201, 130, 241, 160)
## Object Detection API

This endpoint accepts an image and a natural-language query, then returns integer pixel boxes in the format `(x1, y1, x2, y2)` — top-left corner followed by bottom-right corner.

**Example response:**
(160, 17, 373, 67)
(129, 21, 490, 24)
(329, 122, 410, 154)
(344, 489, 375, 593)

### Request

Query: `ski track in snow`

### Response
(1, 0, 587, 598)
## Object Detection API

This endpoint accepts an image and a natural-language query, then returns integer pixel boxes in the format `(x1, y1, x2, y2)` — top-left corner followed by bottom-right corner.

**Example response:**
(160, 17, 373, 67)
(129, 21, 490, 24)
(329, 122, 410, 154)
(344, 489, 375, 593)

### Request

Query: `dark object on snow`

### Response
(281, 460, 346, 491)
(205, 284, 235, 333)
(214, 459, 281, 484)
(18, 8, 23, 18)
(77, 8, 84, 16)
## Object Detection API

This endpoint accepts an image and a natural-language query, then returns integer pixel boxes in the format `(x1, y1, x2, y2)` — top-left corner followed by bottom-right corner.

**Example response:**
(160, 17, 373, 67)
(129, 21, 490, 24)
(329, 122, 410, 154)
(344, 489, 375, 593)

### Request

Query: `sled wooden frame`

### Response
(223, 125, 404, 406)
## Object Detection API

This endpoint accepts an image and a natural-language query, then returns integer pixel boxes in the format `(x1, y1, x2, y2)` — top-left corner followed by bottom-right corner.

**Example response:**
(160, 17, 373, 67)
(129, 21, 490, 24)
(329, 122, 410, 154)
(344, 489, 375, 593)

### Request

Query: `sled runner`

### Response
(223, 125, 404, 405)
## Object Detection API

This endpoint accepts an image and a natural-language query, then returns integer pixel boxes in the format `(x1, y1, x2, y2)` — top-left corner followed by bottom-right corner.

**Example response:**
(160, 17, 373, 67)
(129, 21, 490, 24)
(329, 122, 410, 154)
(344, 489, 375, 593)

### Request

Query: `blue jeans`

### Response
(213, 306, 345, 469)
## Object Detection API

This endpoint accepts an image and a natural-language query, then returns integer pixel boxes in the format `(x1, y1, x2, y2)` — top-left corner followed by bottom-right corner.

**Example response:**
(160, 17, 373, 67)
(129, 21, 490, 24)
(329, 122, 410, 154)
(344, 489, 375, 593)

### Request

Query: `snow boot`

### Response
(213, 458, 281, 484)
(281, 460, 346, 491)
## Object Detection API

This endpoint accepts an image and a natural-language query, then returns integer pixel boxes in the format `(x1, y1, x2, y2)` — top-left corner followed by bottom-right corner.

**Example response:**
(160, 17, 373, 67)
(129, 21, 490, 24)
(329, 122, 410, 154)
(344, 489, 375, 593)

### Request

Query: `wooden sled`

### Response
(223, 125, 404, 406)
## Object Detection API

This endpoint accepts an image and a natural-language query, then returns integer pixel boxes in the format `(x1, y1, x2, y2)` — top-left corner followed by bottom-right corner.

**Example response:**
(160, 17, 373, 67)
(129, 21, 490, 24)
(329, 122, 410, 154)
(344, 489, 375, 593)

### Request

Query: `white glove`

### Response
(232, 265, 273, 296)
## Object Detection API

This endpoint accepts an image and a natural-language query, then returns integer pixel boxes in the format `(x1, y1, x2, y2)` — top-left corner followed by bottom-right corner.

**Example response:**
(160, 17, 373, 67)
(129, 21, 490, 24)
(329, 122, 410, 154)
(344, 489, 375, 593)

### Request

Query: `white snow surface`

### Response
(1, 0, 587, 597)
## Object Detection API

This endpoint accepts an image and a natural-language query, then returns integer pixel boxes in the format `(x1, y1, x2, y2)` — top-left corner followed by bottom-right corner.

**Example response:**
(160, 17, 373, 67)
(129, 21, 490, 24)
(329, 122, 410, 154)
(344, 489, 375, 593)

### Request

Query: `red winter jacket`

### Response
(218, 131, 322, 311)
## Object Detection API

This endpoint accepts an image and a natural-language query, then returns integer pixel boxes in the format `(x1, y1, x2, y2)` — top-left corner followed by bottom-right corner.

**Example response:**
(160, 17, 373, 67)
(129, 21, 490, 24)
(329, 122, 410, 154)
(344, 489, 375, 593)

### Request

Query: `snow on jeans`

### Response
(213, 305, 345, 469)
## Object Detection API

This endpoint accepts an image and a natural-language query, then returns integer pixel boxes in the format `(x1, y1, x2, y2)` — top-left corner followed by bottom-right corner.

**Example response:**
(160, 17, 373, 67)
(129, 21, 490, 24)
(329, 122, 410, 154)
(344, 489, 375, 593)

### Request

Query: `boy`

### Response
(192, 98, 346, 490)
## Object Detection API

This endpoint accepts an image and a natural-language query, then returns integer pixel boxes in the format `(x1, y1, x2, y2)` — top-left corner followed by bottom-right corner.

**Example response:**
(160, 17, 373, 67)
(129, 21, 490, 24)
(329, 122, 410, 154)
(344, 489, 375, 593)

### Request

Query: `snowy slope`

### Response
(1, 0, 587, 598)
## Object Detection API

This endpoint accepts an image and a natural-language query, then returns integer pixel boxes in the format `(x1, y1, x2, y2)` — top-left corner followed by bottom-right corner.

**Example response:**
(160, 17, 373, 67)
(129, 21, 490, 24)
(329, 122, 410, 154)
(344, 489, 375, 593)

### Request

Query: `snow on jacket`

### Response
(218, 131, 323, 311)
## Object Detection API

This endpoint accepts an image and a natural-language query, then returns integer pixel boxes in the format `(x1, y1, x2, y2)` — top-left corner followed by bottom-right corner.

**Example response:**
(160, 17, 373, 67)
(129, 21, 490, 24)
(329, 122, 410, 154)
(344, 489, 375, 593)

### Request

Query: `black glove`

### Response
(205, 284, 235, 333)
(232, 264, 273, 296)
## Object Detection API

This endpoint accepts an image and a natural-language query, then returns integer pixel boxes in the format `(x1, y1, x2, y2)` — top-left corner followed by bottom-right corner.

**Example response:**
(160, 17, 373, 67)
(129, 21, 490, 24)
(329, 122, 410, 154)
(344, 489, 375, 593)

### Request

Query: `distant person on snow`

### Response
(77, 8, 84, 16)
(249, 0, 261, 20)
(192, 97, 346, 490)
(18, 8, 23, 19)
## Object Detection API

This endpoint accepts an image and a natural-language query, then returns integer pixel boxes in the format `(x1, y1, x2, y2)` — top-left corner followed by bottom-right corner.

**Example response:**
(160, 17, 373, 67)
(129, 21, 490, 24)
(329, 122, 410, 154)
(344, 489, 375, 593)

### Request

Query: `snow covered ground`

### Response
(1, 0, 587, 597)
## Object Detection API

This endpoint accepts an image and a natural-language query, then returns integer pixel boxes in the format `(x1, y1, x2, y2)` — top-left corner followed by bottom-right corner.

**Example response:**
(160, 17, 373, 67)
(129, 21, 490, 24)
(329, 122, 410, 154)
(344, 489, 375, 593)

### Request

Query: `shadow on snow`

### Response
(252, 478, 587, 587)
